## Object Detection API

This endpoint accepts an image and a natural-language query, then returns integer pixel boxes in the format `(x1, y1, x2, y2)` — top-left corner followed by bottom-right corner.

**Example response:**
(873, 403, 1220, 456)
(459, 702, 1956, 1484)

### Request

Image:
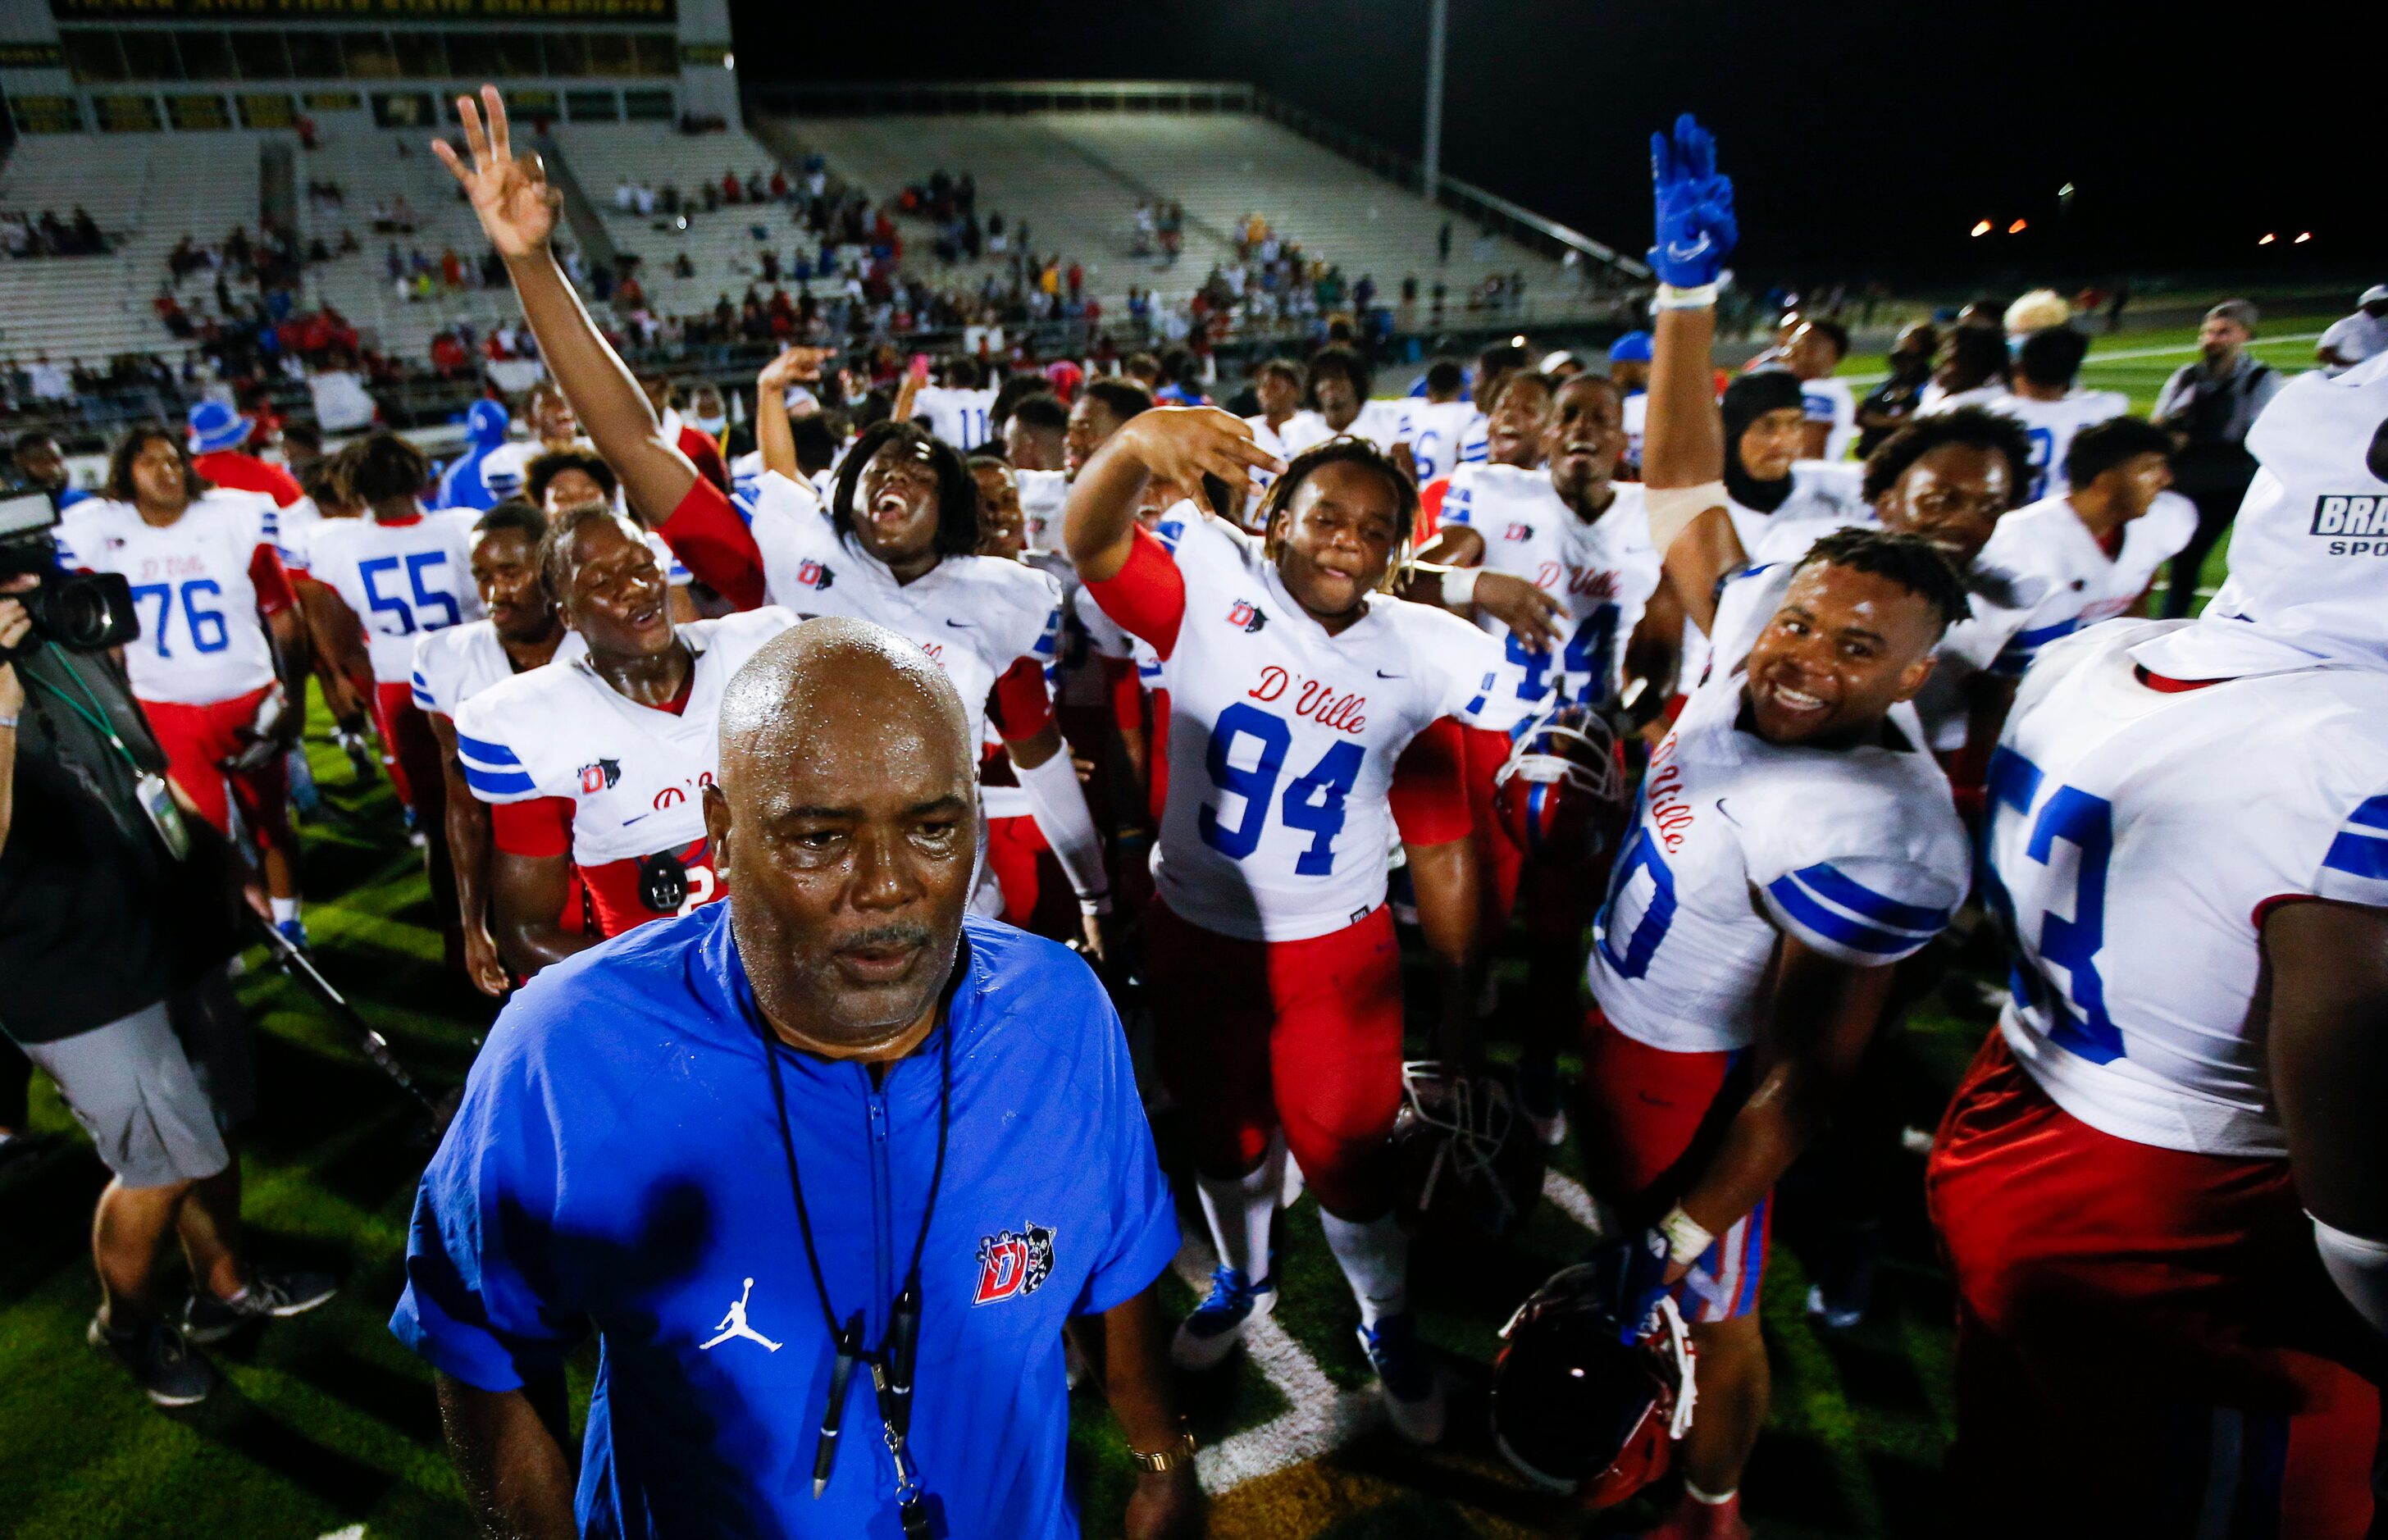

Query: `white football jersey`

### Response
(1014, 467, 1068, 554)
(1401, 399, 1484, 483)
(408, 618, 587, 719)
(1620, 392, 1648, 469)
(1135, 514, 1509, 941)
(1978, 389, 2131, 500)
(55, 493, 282, 705)
(744, 472, 1063, 754)
(1324, 399, 1411, 456)
(1978, 492, 2196, 677)
(1588, 665, 1969, 1054)
(261, 492, 321, 567)
(1800, 375, 1857, 462)
(291, 509, 484, 684)
(453, 609, 796, 931)
(1242, 412, 1329, 518)
(1441, 463, 1661, 711)
(912, 385, 998, 451)
(1987, 620, 2388, 1156)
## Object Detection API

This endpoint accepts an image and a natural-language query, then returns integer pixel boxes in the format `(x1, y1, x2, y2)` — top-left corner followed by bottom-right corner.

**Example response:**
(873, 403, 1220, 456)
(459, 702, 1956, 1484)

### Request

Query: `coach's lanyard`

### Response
(21, 653, 191, 861)
(755, 998, 951, 1537)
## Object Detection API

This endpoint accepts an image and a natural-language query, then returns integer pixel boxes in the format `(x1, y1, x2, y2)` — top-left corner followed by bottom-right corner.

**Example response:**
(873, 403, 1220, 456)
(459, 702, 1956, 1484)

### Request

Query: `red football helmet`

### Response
(1490, 1254, 1698, 1509)
(1492, 705, 1629, 866)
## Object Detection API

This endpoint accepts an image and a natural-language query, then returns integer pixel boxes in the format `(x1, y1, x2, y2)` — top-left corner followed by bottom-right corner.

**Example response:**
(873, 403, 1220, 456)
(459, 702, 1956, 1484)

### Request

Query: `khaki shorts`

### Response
(19, 973, 252, 1189)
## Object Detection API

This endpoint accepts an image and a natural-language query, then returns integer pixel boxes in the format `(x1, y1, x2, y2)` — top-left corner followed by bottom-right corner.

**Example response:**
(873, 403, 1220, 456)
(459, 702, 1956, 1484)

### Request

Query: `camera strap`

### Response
(21, 654, 190, 860)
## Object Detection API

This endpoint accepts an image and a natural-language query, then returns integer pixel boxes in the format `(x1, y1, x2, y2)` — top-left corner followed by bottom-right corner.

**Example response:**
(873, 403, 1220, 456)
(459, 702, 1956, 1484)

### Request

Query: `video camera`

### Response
(0, 490, 139, 660)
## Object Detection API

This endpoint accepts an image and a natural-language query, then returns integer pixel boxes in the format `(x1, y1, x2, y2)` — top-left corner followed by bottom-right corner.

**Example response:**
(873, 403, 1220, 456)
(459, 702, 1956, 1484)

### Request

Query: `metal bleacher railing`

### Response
(749, 79, 1650, 285)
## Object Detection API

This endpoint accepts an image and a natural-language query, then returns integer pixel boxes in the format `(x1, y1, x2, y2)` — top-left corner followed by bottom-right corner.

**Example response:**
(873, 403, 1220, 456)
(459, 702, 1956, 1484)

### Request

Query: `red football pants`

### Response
(139, 684, 289, 841)
(982, 813, 1076, 941)
(371, 680, 444, 823)
(1144, 899, 1403, 1219)
(1576, 1009, 1770, 1324)
(1927, 1032, 2379, 1540)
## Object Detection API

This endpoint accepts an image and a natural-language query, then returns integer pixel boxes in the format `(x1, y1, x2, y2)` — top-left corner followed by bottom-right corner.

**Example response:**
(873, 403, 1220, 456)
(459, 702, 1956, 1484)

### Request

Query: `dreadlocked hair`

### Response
(1256, 435, 1419, 594)
(1861, 407, 2034, 507)
(830, 418, 982, 558)
(1793, 526, 1972, 636)
(343, 430, 433, 506)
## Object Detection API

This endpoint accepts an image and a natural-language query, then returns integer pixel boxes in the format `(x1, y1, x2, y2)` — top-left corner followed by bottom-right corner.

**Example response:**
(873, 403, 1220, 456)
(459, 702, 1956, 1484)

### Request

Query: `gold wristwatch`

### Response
(1129, 1428, 1197, 1474)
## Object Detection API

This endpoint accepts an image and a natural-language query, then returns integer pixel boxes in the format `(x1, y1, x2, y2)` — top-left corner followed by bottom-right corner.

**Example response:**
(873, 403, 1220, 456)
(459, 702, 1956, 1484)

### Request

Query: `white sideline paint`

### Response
(314, 1527, 367, 1540)
(1173, 1169, 1608, 1494)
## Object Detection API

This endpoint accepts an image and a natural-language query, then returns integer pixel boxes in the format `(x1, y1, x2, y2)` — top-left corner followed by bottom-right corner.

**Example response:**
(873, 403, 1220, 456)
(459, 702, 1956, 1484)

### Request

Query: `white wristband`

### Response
(1644, 481, 1730, 559)
(1658, 1204, 1714, 1265)
(1438, 564, 1480, 609)
(1654, 282, 1719, 310)
(0, 712, 16, 730)
(2311, 1212, 2388, 1337)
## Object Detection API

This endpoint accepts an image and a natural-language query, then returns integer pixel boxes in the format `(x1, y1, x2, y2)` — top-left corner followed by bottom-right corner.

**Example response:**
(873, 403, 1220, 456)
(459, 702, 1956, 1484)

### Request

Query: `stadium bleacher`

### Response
(0, 131, 252, 364)
(769, 107, 1609, 320)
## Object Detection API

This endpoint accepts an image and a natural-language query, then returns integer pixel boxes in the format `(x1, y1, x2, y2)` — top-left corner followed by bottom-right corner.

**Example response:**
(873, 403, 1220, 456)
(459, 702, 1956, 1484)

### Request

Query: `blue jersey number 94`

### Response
(1198, 702, 1365, 876)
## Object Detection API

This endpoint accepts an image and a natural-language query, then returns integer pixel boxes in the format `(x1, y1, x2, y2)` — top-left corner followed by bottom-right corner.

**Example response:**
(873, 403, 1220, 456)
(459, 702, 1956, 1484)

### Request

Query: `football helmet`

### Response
(1390, 1061, 1546, 1242)
(1492, 705, 1628, 866)
(1490, 1248, 1698, 1509)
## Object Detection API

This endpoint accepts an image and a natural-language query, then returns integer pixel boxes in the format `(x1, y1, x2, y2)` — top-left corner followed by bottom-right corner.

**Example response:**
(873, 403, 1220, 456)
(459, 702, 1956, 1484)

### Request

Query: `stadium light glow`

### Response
(2007, 219, 2027, 234)
(722, 51, 736, 71)
(2058, 182, 2075, 198)
(1510, 334, 1527, 348)
(1970, 220, 1992, 237)
(2295, 231, 2312, 244)
(2258, 233, 2276, 245)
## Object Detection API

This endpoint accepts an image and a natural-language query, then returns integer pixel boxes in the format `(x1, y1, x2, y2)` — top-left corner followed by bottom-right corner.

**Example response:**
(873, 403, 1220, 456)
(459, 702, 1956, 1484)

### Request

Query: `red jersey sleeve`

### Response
(248, 544, 297, 617)
(658, 475, 767, 612)
(1416, 476, 1450, 542)
(1081, 526, 1188, 660)
(1388, 717, 1473, 847)
(677, 426, 731, 494)
(490, 795, 575, 859)
(987, 656, 1056, 742)
(1103, 654, 1145, 734)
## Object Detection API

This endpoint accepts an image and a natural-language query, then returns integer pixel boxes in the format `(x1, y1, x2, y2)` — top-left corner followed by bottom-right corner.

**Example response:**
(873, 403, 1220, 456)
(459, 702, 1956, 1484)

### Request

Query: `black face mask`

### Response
(1720, 373, 1807, 515)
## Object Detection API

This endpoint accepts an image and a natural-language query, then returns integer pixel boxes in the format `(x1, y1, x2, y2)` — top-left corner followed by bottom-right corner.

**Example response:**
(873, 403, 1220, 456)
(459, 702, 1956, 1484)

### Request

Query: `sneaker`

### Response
(185, 1269, 338, 1345)
(89, 1314, 217, 1406)
(1170, 1265, 1277, 1371)
(1514, 1059, 1568, 1146)
(1803, 1282, 1864, 1333)
(1358, 1312, 1445, 1444)
(275, 918, 312, 954)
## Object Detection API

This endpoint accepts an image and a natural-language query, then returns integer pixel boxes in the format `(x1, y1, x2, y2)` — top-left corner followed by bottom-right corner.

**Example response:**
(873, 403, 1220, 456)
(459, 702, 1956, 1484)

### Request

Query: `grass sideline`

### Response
(2, 322, 2272, 1537)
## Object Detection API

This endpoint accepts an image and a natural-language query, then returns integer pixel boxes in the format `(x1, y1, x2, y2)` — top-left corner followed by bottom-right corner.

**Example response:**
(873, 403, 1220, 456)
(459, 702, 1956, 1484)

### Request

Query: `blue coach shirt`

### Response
(391, 904, 1179, 1539)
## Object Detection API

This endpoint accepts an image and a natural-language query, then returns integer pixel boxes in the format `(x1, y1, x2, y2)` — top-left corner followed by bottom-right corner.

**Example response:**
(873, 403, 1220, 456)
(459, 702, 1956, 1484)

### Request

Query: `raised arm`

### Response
(434, 88, 697, 527)
(754, 346, 830, 484)
(1641, 115, 1750, 635)
(1063, 407, 1280, 583)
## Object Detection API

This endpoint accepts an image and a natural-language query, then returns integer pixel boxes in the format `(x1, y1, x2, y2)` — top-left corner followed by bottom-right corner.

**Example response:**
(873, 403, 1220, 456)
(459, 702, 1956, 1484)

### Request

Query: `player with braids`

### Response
(1068, 412, 1540, 1442)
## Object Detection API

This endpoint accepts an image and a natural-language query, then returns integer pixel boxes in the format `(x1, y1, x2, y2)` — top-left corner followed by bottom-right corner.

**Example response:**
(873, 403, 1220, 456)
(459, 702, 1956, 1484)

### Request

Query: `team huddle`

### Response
(54, 91, 2388, 1539)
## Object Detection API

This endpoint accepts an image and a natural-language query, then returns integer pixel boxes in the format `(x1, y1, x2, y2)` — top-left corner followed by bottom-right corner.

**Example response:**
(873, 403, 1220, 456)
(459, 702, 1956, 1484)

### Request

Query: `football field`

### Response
(0, 326, 2296, 1539)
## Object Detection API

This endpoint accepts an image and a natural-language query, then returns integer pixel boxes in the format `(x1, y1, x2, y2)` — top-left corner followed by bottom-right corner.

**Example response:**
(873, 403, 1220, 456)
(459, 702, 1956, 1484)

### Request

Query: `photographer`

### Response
(0, 555, 333, 1409)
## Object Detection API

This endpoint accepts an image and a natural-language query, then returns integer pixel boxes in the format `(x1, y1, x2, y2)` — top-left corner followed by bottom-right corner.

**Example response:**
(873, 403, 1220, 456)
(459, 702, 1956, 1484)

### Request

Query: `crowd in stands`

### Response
(2, 207, 110, 258)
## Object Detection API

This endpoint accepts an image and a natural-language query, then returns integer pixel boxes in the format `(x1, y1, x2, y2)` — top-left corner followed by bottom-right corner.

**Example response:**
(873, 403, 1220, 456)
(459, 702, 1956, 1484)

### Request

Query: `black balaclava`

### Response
(1720, 370, 1806, 513)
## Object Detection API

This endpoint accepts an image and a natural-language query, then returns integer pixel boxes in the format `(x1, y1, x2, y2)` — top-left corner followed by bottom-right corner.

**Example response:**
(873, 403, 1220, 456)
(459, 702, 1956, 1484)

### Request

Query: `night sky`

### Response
(728, 0, 2370, 286)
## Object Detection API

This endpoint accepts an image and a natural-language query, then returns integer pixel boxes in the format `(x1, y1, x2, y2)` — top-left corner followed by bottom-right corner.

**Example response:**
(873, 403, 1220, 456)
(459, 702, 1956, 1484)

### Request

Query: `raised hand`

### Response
(1119, 407, 1286, 519)
(431, 86, 560, 261)
(1648, 112, 1737, 289)
(758, 345, 832, 394)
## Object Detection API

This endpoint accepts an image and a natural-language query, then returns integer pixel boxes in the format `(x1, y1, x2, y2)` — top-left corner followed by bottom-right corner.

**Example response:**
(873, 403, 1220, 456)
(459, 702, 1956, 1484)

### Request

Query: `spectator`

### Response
(1854, 323, 1939, 460)
(2317, 284, 2388, 376)
(2152, 299, 2285, 616)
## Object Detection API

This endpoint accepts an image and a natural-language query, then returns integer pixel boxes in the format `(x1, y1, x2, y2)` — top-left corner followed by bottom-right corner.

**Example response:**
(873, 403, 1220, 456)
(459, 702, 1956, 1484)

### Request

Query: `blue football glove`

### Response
(1615, 1226, 1675, 1345)
(1648, 112, 1738, 289)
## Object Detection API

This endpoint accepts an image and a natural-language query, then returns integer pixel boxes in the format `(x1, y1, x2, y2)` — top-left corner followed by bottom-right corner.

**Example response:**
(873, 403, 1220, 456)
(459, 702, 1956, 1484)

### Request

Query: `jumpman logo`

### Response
(699, 1277, 782, 1352)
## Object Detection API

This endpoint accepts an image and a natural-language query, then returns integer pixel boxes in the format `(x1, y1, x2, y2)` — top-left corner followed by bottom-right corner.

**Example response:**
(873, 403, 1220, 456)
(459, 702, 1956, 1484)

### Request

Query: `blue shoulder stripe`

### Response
(2345, 795, 2388, 833)
(455, 731, 522, 767)
(1764, 877, 1915, 955)
(1788, 862, 1951, 933)
(2324, 829, 2388, 882)
(463, 763, 536, 797)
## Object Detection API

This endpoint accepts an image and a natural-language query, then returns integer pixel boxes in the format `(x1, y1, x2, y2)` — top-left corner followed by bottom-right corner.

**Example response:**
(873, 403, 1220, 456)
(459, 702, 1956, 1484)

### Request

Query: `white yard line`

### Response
(2077, 330, 2321, 365)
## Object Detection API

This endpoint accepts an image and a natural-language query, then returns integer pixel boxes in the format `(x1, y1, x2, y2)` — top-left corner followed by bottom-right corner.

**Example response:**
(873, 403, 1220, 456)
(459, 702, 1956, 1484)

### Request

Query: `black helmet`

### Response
(1390, 1061, 1546, 1242)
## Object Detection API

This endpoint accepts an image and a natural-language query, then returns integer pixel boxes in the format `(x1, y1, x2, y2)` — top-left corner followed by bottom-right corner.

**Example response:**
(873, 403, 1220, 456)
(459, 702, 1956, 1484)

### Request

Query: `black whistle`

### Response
(812, 1311, 864, 1498)
(886, 1282, 922, 1438)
